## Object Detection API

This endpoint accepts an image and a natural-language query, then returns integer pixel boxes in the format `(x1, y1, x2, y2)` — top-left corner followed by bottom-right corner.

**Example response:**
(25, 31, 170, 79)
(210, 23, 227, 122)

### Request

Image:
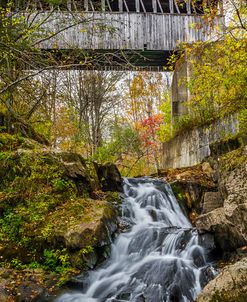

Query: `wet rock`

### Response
(71, 250, 98, 269)
(65, 271, 90, 290)
(116, 292, 131, 300)
(171, 180, 217, 224)
(199, 266, 217, 288)
(191, 247, 206, 267)
(236, 245, 247, 256)
(133, 258, 196, 302)
(196, 257, 247, 302)
(134, 294, 145, 302)
(148, 208, 158, 221)
(117, 217, 133, 233)
(198, 233, 216, 251)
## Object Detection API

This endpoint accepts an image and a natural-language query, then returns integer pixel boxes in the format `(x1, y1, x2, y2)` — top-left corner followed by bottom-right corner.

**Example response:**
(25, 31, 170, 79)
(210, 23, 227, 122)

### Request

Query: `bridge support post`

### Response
(135, 0, 140, 12)
(118, 0, 123, 12)
(101, 0, 105, 11)
(84, 0, 89, 11)
(218, 0, 224, 15)
(152, 0, 157, 13)
(186, 0, 191, 14)
(169, 0, 174, 13)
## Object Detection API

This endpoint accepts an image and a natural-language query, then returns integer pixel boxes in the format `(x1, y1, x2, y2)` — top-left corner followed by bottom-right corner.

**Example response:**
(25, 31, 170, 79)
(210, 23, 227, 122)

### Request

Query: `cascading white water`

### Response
(54, 178, 216, 302)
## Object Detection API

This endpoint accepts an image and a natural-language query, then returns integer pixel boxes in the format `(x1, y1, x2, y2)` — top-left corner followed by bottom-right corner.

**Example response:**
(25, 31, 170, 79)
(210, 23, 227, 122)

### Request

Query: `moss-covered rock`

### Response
(0, 147, 119, 262)
(40, 198, 117, 250)
(0, 133, 122, 301)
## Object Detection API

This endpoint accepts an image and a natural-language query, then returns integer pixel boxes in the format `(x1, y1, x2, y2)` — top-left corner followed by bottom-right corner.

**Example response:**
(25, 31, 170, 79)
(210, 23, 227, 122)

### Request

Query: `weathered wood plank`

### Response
(106, 0, 112, 11)
(89, 0, 95, 11)
(36, 12, 222, 51)
(187, 0, 191, 14)
(118, 0, 123, 12)
(123, 0, 129, 12)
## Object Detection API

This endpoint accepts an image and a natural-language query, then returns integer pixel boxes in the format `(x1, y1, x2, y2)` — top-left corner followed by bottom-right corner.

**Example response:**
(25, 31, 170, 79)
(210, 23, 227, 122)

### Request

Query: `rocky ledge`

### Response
(161, 143, 247, 302)
(195, 146, 247, 301)
(196, 146, 247, 252)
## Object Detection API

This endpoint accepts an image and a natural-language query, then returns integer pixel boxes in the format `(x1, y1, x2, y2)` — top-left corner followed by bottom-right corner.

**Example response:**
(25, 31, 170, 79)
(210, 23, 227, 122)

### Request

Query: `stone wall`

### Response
(162, 116, 239, 169)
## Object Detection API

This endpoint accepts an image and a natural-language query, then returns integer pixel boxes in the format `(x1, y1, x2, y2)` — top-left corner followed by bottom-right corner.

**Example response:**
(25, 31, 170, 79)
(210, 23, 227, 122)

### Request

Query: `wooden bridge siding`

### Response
(39, 12, 219, 51)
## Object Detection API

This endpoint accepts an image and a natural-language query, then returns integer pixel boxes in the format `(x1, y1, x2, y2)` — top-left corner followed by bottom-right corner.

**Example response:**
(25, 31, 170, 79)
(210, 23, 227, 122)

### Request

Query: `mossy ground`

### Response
(220, 146, 247, 172)
(0, 133, 38, 151)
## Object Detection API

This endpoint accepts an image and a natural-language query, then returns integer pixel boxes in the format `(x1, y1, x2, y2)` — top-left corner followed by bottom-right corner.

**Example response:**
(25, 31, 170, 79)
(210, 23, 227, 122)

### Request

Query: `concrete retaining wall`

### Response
(162, 116, 239, 169)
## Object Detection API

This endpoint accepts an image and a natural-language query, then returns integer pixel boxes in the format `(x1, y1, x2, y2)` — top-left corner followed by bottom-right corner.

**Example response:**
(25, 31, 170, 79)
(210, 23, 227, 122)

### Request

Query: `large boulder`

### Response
(196, 207, 247, 251)
(196, 257, 247, 302)
(0, 132, 122, 301)
(63, 202, 118, 249)
(37, 197, 118, 270)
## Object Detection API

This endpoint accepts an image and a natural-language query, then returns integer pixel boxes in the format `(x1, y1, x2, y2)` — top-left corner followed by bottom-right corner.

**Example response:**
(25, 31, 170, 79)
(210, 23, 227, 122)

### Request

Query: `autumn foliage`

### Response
(137, 114, 164, 149)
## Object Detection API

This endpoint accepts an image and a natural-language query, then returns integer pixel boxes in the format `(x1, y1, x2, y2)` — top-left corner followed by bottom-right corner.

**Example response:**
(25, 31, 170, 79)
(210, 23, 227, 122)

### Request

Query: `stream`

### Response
(53, 178, 216, 302)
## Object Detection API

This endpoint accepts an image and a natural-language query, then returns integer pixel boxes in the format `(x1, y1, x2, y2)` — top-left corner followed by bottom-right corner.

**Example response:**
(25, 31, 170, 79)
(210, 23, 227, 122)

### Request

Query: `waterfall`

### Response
(54, 178, 216, 302)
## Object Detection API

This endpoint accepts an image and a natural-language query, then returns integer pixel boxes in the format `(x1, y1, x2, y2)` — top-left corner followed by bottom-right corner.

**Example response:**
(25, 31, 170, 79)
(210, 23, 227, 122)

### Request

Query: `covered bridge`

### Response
(11, 0, 223, 70)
